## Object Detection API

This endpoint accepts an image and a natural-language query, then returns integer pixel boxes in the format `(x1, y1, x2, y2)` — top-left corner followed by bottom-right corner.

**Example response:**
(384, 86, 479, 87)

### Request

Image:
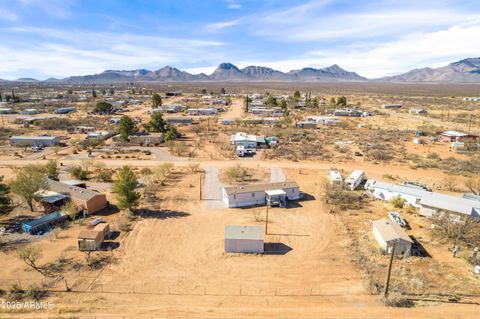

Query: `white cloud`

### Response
(18, 0, 75, 19)
(205, 18, 243, 31)
(0, 27, 228, 79)
(225, 0, 242, 10)
(235, 22, 480, 78)
(0, 7, 18, 21)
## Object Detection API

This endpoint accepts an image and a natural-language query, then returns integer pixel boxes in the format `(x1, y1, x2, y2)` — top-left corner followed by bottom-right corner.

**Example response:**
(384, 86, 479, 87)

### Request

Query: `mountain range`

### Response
(2, 57, 480, 83)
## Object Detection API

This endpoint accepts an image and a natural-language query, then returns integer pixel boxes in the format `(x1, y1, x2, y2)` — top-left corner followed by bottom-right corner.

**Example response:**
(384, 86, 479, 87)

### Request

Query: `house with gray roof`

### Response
(372, 219, 413, 256)
(222, 181, 299, 208)
(419, 193, 480, 221)
(225, 225, 264, 253)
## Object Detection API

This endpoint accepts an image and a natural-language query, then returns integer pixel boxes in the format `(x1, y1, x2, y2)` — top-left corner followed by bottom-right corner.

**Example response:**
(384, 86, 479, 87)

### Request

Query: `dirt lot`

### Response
(1, 83, 480, 318)
(1, 167, 479, 318)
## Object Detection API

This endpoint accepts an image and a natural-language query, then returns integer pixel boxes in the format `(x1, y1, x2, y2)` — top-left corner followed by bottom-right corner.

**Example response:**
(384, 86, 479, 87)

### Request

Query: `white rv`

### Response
(345, 170, 365, 190)
(329, 170, 343, 187)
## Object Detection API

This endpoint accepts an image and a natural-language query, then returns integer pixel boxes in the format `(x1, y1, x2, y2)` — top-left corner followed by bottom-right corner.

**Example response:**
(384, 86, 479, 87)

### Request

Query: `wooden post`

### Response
(383, 240, 397, 298)
(265, 205, 269, 235)
(199, 173, 202, 200)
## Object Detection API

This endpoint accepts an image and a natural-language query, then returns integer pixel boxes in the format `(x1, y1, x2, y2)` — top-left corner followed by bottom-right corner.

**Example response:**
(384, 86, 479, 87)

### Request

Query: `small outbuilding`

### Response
(372, 219, 413, 256)
(225, 225, 264, 253)
(78, 229, 104, 251)
(93, 223, 110, 239)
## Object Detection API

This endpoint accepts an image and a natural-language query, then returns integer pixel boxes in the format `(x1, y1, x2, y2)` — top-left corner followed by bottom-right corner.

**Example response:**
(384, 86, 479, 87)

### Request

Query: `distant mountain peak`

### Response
(216, 62, 240, 70)
(379, 57, 480, 83)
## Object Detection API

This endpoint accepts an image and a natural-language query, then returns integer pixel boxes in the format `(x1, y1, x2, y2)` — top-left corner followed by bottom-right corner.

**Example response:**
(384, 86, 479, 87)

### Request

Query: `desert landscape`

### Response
(1, 1, 480, 318)
(0, 80, 479, 319)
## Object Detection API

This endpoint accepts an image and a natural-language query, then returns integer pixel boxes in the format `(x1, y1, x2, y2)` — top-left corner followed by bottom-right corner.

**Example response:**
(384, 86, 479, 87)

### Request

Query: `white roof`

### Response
(346, 170, 364, 182)
(329, 170, 342, 181)
(11, 135, 58, 140)
(366, 180, 431, 198)
(442, 131, 468, 137)
(232, 132, 258, 143)
(265, 189, 287, 196)
(420, 193, 480, 217)
(225, 225, 264, 241)
(373, 219, 413, 243)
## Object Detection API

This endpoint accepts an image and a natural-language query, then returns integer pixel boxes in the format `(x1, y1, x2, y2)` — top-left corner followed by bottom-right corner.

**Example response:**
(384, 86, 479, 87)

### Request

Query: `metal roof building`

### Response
(365, 180, 431, 207)
(419, 193, 480, 220)
(225, 225, 264, 253)
(22, 211, 68, 235)
(10, 135, 60, 147)
(372, 219, 413, 256)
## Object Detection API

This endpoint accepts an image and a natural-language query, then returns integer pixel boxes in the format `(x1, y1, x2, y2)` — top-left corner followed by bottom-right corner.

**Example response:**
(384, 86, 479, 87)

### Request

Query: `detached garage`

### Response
(372, 219, 413, 256)
(225, 225, 264, 253)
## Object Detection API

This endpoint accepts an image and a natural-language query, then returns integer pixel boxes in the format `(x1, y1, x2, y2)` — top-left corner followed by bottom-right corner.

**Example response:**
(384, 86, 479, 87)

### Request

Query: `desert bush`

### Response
(324, 183, 365, 210)
(391, 196, 406, 208)
(381, 293, 414, 308)
(96, 170, 113, 182)
(36, 118, 75, 130)
(69, 166, 88, 180)
(404, 205, 416, 215)
(25, 284, 48, 300)
(9, 284, 25, 300)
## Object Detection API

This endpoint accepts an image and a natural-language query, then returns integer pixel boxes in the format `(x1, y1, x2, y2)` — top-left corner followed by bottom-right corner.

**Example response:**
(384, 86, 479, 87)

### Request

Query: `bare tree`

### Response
(465, 177, 480, 195)
(17, 246, 47, 276)
(188, 163, 200, 173)
(433, 213, 480, 245)
(441, 176, 458, 192)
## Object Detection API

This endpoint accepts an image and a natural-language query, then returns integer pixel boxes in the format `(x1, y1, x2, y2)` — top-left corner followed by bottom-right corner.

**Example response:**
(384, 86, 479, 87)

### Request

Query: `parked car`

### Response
(389, 211, 407, 227)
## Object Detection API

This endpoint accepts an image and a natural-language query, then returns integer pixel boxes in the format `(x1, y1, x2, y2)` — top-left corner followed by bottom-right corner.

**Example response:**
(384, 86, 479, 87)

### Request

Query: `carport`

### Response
(265, 189, 287, 207)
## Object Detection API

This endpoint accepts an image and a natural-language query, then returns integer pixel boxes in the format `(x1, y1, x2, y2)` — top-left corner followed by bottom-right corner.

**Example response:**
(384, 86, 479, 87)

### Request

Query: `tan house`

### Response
(47, 179, 108, 214)
(372, 219, 413, 256)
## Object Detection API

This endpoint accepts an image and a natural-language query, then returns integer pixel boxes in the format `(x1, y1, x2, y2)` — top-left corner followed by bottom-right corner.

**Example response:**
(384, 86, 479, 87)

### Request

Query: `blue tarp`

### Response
(22, 211, 67, 235)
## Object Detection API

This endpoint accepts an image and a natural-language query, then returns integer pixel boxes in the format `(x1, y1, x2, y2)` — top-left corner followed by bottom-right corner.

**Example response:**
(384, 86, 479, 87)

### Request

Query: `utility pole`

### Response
(383, 240, 397, 298)
(265, 204, 269, 235)
(467, 114, 472, 134)
(199, 173, 202, 200)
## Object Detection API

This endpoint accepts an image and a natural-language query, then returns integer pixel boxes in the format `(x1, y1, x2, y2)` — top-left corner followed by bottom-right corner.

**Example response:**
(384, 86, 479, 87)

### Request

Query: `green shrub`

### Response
(69, 166, 88, 180)
(391, 196, 406, 208)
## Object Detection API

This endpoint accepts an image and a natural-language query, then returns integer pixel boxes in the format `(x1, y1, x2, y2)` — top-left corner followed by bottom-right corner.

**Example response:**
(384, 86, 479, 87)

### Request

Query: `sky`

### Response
(1, 0, 480, 80)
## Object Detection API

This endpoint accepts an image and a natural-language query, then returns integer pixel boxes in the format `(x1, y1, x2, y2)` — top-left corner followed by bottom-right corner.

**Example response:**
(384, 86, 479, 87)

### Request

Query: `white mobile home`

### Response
(345, 170, 365, 190)
(222, 181, 300, 208)
(372, 219, 413, 256)
(365, 180, 431, 208)
(382, 104, 402, 109)
(329, 170, 343, 187)
(10, 136, 60, 147)
(187, 108, 217, 116)
(225, 225, 264, 253)
(419, 193, 480, 221)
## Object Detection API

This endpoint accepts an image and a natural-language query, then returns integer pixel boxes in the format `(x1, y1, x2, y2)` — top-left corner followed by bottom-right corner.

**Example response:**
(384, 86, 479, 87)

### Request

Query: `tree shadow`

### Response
(263, 242, 293, 255)
(93, 204, 120, 217)
(139, 209, 191, 219)
(0, 215, 36, 234)
(0, 238, 30, 252)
